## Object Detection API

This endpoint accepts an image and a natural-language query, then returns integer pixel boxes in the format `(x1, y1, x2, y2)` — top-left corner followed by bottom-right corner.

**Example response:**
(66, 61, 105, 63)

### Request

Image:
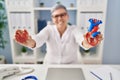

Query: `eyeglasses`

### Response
(52, 12, 67, 19)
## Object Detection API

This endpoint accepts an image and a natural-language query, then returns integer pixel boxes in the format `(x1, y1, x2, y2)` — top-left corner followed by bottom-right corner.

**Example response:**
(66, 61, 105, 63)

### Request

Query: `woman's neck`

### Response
(57, 25, 67, 37)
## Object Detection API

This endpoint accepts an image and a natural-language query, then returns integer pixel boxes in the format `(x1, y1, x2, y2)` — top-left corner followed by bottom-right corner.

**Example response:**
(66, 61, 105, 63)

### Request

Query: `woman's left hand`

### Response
(82, 33, 103, 48)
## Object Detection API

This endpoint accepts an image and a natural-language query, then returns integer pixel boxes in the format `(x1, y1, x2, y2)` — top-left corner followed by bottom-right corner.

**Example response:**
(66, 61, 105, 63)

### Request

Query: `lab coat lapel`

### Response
(53, 25, 61, 42)
(62, 25, 69, 41)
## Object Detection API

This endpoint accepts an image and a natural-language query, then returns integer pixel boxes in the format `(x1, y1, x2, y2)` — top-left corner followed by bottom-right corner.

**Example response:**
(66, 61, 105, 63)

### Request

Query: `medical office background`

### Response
(0, 0, 120, 64)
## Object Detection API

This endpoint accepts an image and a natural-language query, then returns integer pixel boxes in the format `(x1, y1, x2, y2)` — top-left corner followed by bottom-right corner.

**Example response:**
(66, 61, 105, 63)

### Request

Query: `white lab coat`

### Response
(32, 25, 88, 64)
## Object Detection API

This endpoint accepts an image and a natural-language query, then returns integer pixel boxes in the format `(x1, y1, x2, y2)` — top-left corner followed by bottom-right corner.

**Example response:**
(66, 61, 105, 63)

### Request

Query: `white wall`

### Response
(103, 0, 120, 64)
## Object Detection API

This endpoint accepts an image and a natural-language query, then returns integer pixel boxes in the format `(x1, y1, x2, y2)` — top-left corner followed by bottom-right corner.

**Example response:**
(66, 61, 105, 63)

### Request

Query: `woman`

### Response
(15, 4, 103, 64)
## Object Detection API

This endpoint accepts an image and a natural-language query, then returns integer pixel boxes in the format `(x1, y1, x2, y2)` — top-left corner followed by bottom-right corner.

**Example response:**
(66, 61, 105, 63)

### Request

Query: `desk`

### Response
(0, 64, 120, 80)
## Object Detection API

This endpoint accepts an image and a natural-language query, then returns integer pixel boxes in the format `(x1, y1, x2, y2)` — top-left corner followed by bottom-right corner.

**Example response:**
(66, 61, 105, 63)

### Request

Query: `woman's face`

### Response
(51, 8, 69, 27)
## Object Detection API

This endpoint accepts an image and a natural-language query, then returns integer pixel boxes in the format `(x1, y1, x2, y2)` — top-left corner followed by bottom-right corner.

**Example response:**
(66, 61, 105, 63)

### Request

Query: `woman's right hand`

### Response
(15, 29, 36, 48)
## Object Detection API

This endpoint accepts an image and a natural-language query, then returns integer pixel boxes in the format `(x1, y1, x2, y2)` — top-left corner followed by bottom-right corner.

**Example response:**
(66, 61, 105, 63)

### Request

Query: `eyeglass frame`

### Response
(51, 12, 68, 19)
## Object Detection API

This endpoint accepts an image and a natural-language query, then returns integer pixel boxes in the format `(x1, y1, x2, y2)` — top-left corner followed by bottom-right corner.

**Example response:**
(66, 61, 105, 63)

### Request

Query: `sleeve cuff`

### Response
(79, 41, 90, 50)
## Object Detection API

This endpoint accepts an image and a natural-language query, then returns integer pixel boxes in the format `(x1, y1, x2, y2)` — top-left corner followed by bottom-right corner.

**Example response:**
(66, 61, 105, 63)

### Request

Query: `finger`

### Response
(97, 34, 103, 40)
(84, 33, 88, 40)
(28, 35, 32, 40)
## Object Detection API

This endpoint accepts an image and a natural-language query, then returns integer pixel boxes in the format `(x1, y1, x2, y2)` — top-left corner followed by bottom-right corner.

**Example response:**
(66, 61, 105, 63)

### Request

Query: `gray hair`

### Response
(51, 4, 67, 14)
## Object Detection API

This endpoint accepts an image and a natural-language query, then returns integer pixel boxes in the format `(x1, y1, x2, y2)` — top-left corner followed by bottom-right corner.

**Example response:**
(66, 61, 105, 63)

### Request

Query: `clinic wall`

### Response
(1, 0, 120, 64)
(103, 0, 120, 64)
(0, 1, 12, 64)
(0, 27, 12, 63)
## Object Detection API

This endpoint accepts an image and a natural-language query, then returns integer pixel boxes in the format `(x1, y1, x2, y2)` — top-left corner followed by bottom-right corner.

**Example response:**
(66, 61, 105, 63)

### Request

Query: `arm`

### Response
(74, 18, 103, 49)
(15, 26, 50, 48)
